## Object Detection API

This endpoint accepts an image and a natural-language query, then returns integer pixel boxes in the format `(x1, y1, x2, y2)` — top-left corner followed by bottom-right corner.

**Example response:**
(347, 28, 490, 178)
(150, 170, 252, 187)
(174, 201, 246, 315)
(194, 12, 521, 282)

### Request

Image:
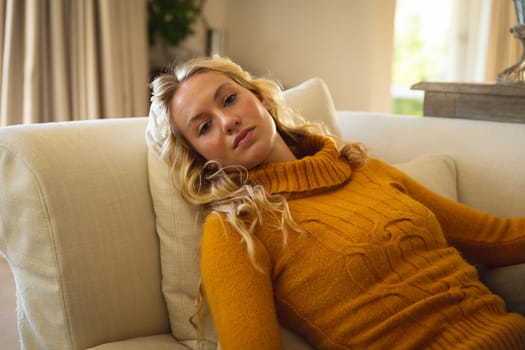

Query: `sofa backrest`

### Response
(337, 111, 525, 218)
(0, 118, 169, 349)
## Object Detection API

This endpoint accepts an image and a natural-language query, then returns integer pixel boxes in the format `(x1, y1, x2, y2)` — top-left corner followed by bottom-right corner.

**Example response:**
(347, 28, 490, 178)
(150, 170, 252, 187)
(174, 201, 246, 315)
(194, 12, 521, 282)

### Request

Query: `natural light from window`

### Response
(391, 0, 492, 116)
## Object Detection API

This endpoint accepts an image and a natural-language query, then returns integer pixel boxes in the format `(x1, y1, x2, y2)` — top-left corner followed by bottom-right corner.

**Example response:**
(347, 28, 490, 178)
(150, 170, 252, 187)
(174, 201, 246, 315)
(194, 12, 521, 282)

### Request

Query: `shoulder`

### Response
(201, 212, 269, 260)
(203, 212, 228, 234)
(202, 212, 237, 248)
(201, 212, 273, 275)
(201, 213, 246, 268)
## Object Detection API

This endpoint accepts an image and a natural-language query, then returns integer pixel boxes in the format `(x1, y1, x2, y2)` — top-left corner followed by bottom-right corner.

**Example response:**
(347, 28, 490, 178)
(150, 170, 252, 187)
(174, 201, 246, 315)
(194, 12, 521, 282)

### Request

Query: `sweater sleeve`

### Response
(200, 213, 284, 350)
(376, 159, 525, 266)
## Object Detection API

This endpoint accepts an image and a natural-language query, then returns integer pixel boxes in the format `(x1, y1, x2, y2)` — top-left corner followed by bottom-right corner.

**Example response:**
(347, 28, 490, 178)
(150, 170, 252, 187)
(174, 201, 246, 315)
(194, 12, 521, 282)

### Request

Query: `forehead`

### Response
(171, 71, 232, 112)
(170, 71, 239, 131)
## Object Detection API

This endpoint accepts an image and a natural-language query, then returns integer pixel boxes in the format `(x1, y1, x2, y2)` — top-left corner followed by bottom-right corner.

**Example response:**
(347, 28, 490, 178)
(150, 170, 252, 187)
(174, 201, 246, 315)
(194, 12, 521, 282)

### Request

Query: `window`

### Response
(391, 0, 492, 115)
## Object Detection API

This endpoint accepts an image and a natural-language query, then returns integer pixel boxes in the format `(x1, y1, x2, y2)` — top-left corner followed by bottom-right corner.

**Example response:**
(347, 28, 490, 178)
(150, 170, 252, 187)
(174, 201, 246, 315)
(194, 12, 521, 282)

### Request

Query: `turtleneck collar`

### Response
(248, 134, 352, 196)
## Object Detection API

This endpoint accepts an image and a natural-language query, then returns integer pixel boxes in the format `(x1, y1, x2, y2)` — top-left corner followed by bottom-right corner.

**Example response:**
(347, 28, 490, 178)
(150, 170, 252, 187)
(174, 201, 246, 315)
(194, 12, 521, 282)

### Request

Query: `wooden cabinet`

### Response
(411, 82, 525, 123)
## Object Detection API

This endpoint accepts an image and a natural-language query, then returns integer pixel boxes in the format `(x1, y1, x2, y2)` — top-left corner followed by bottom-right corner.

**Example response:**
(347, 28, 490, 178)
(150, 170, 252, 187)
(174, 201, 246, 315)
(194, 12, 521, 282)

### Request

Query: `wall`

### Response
(203, 0, 227, 30)
(214, 0, 396, 112)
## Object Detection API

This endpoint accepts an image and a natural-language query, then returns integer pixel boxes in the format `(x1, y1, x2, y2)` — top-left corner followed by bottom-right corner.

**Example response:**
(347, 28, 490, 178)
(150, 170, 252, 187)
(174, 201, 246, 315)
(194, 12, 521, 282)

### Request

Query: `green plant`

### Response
(392, 97, 423, 116)
(148, 0, 206, 47)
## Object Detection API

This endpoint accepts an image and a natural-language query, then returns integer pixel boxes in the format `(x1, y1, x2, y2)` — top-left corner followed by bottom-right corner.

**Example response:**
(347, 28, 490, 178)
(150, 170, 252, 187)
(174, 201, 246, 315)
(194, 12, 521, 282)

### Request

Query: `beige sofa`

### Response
(1, 79, 524, 349)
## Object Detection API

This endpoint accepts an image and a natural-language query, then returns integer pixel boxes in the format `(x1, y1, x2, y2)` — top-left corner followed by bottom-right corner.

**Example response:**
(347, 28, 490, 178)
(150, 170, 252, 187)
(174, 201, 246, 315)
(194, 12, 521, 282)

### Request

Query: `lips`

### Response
(233, 127, 255, 149)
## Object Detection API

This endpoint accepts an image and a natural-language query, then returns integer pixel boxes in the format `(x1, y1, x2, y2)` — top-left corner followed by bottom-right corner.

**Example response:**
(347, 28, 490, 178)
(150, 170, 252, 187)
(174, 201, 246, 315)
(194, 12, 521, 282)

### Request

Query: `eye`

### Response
(198, 120, 212, 135)
(224, 93, 237, 106)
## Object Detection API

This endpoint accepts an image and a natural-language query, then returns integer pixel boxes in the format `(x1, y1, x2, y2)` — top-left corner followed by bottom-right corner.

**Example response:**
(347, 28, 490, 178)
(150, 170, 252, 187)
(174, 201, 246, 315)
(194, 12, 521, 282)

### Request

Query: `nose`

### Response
(221, 114, 240, 134)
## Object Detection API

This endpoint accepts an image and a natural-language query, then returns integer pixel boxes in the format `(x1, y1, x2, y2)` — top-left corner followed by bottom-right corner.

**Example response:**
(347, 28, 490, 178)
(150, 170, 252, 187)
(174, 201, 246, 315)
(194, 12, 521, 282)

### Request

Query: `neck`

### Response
(263, 134, 298, 165)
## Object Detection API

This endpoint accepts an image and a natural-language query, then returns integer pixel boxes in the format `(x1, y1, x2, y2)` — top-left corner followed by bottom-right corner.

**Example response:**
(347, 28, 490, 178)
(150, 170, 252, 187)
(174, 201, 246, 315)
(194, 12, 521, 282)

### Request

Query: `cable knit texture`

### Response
(200, 134, 525, 350)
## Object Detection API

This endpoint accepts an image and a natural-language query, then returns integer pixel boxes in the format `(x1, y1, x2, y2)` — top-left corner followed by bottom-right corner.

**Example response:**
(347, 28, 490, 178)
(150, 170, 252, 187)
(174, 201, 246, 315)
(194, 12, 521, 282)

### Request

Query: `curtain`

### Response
(0, 0, 149, 126)
(485, 0, 522, 81)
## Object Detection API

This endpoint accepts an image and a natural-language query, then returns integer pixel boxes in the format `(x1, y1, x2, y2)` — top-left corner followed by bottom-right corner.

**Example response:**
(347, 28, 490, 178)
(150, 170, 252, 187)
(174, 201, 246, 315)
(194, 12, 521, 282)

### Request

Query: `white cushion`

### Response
(147, 150, 217, 349)
(394, 154, 458, 201)
(146, 78, 333, 349)
(281, 77, 341, 136)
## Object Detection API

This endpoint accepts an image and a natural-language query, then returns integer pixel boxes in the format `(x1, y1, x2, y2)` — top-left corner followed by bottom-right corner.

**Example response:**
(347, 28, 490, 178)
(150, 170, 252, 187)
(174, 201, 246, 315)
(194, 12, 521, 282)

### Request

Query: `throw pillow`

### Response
(393, 154, 458, 201)
(281, 77, 341, 136)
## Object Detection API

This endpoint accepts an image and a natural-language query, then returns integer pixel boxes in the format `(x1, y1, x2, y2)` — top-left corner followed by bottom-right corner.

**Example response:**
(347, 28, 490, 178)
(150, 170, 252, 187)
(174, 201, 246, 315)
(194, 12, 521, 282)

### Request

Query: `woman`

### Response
(150, 56, 525, 349)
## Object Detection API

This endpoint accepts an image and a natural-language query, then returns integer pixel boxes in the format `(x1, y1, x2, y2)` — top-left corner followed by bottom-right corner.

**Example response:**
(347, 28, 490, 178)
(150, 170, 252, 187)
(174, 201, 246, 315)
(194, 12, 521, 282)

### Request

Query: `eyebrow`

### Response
(186, 82, 232, 127)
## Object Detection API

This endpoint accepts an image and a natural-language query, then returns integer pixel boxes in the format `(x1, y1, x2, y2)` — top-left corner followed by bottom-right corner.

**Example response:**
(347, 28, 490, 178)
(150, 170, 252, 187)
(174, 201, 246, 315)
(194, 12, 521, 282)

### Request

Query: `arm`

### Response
(200, 213, 284, 350)
(380, 160, 525, 266)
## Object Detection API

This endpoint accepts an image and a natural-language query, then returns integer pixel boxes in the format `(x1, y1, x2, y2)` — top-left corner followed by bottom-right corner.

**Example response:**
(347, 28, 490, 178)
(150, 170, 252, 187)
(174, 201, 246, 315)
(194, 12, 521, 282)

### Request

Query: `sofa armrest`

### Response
(0, 118, 170, 349)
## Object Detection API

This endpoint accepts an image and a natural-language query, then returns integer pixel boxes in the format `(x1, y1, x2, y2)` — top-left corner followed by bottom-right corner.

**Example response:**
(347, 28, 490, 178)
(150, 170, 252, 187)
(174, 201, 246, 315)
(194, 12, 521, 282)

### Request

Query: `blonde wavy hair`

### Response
(150, 56, 367, 269)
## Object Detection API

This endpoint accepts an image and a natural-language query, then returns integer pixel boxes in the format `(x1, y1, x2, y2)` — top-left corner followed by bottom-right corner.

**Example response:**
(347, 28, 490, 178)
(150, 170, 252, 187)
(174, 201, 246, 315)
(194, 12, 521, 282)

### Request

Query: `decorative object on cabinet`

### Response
(498, 0, 525, 83)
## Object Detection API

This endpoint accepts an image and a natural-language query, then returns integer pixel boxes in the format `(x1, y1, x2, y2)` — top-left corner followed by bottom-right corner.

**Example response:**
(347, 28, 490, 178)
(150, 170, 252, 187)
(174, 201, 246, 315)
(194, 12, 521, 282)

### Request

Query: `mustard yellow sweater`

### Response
(200, 134, 525, 349)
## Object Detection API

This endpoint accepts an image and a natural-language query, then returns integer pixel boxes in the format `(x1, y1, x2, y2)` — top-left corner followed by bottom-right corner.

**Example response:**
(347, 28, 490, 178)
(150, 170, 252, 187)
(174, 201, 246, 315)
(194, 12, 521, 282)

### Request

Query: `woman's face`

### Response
(170, 71, 294, 169)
